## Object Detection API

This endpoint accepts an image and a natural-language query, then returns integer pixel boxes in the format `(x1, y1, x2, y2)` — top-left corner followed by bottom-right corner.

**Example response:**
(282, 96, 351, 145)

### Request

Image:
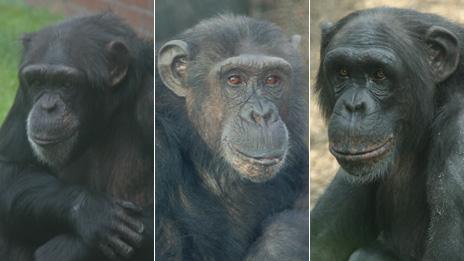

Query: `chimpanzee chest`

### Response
(57, 138, 153, 207)
(376, 173, 429, 260)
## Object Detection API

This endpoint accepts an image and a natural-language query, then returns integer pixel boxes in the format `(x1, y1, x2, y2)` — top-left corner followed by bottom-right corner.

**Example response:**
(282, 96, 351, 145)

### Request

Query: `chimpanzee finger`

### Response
(115, 200, 143, 213)
(114, 222, 144, 248)
(107, 235, 135, 259)
(116, 211, 145, 234)
(99, 242, 122, 261)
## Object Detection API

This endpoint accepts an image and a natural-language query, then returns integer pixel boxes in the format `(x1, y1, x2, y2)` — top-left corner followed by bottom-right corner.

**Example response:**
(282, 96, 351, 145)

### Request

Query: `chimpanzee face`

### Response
(214, 55, 291, 182)
(19, 25, 130, 168)
(317, 15, 460, 181)
(21, 64, 86, 167)
(322, 43, 402, 179)
(158, 41, 293, 182)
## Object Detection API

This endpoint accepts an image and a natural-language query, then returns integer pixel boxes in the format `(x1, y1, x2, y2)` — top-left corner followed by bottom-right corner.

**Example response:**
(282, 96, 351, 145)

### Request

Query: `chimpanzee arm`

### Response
(0, 163, 88, 238)
(245, 209, 308, 261)
(423, 105, 464, 260)
(0, 162, 145, 260)
(33, 208, 153, 261)
(154, 117, 184, 260)
(348, 241, 398, 261)
(34, 234, 98, 261)
(35, 206, 153, 261)
(310, 169, 378, 260)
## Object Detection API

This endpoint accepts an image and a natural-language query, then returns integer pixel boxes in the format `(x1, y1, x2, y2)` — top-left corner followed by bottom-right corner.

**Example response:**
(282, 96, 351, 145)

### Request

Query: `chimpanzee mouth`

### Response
(31, 131, 77, 146)
(330, 135, 394, 162)
(227, 143, 285, 166)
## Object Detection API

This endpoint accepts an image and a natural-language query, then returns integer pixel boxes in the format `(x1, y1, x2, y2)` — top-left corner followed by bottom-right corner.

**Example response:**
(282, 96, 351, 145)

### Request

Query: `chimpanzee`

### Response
(311, 7, 464, 260)
(156, 15, 308, 260)
(0, 14, 153, 261)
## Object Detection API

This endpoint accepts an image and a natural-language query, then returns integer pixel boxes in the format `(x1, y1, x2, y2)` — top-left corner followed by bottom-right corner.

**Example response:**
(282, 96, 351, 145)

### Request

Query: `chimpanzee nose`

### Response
(342, 89, 368, 114)
(39, 95, 58, 112)
(344, 100, 366, 113)
(241, 102, 278, 125)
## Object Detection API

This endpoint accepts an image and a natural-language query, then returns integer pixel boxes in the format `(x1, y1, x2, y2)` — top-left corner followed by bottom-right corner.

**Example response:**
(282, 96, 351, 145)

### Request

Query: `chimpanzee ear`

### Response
(425, 26, 460, 83)
(157, 40, 190, 97)
(107, 40, 129, 87)
(320, 21, 334, 36)
(319, 21, 334, 54)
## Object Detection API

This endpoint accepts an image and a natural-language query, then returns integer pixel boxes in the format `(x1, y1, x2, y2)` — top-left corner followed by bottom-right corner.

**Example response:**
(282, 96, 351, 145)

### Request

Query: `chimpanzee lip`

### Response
(330, 135, 394, 161)
(31, 131, 76, 146)
(227, 143, 284, 166)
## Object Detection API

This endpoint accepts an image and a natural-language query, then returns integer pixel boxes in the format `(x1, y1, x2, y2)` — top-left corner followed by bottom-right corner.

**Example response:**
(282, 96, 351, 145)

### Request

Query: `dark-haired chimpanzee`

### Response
(311, 7, 464, 260)
(0, 14, 153, 261)
(156, 15, 308, 260)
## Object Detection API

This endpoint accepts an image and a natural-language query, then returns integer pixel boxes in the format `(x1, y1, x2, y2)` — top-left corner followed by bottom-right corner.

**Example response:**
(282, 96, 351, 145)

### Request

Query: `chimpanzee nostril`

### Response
(249, 109, 277, 125)
(240, 99, 279, 125)
(344, 101, 366, 113)
(251, 111, 263, 125)
(263, 111, 273, 121)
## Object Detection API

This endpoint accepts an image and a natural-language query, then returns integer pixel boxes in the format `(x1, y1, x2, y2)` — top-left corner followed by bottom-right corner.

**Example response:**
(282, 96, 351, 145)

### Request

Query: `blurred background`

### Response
(0, 0, 153, 125)
(310, 0, 464, 206)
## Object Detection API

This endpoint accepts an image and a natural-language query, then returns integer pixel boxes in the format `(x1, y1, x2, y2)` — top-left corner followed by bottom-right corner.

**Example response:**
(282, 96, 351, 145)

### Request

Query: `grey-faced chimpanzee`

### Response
(0, 14, 153, 261)
(310, 7, 464, 260)
(156, 15, 308, 260)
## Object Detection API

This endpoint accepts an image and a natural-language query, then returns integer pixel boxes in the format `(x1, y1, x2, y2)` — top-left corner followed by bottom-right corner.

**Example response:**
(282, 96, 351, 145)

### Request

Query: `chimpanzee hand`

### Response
(69, 194, 145, 261)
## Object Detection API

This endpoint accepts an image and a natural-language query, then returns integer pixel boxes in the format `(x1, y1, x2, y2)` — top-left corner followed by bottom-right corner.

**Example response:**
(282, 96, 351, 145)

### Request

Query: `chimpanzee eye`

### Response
(265, 75, 280, 85)
(338, 68, 349, 77)
(227, 75, 243, 86)
(373, 69, 386, 80)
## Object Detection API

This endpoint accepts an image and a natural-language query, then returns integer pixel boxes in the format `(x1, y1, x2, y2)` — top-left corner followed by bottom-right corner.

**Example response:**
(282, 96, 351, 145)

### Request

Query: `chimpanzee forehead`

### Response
(329, 15, 408, 50)
(24, 27, 102, 68)
(23, 37, 74, 67)
(324, 46, 399, 66)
